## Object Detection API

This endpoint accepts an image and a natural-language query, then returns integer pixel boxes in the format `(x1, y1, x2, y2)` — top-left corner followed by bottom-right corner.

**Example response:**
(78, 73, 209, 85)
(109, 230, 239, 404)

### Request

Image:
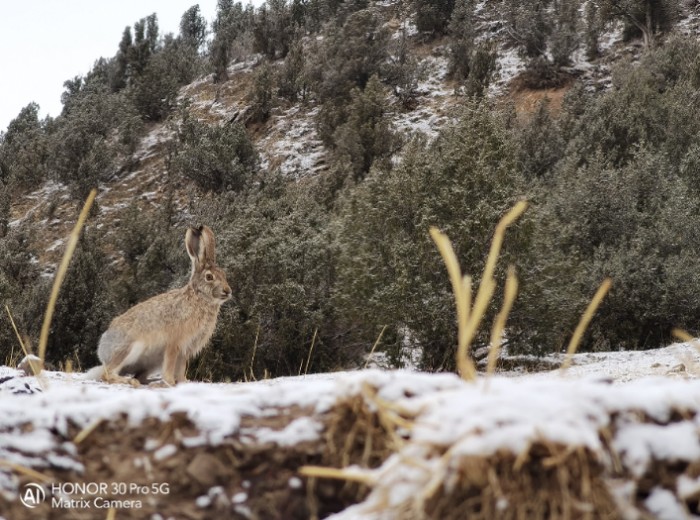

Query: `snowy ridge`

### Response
(2, 343, 700, 517)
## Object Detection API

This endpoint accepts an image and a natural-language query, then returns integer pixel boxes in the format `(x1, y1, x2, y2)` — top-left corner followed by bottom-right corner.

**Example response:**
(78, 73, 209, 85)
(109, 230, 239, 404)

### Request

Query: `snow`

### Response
(392, 55, 452, 140)
(2, 342, 700, 518)
(645, 487, 687, 520)
(258, 105, 327, 178)
(252, 417, 322, 446)
(490, 46, 525, 96)
(152, 444, 177, 461)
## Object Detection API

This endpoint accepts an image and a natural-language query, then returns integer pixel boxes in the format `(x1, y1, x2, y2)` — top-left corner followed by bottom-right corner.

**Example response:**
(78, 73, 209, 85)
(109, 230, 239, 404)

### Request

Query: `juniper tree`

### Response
(595, 0, 680, 47)
(0, 103, 49, 188)
(180, 4, 207, 51)
(211, 0, 251, 82)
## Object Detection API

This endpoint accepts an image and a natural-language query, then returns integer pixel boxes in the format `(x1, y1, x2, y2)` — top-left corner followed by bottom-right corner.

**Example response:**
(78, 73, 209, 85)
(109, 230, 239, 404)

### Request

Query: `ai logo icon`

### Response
(20, 483, 46, 508)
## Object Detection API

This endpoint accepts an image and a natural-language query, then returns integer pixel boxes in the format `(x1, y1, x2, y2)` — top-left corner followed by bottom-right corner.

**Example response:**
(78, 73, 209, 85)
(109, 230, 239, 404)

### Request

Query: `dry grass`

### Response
(423, 443, 618, 520)
(430, 200, 528, 380)
(4, 305, 30, 370)
(560, 278, 613, 372)
(2, 189, 96, 388)
(301, 328, 319, 376)
(38, 189, 97, 365)
(364, 325, 388, 369)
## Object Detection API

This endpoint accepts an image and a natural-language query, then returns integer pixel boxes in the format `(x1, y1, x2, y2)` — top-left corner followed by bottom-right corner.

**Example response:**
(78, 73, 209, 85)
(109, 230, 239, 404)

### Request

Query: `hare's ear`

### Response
(199, 225, 217, 263)
(185, 225, 216, 267)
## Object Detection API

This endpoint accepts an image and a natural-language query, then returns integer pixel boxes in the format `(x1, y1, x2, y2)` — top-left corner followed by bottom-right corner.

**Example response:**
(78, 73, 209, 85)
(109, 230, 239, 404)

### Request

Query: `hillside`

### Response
(3, 0, 669, 268)
(4, 0, 700, 382)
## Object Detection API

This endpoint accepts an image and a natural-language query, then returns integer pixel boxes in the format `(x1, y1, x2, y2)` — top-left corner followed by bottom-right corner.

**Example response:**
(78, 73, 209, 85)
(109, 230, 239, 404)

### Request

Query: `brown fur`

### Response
(92, 226, 231, 386)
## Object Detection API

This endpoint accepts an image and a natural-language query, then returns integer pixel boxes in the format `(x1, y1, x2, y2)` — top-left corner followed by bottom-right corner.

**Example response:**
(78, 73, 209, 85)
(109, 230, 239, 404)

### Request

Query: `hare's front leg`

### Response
(174, 354, 189, 384)
(161, 344, 182, 386)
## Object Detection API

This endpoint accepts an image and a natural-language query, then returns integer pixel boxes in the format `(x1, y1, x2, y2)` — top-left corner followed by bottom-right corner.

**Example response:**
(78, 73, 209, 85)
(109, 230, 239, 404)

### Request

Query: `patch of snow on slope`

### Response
(490, 46, 525, 96)
(258, 105, 326, 177)
(393, 55, 452, 139)
(134, 125, 174, 162)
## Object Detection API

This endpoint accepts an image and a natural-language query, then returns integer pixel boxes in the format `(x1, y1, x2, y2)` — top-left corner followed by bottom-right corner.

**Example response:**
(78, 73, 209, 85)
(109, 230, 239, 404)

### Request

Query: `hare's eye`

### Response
(205, 272, 214, 282)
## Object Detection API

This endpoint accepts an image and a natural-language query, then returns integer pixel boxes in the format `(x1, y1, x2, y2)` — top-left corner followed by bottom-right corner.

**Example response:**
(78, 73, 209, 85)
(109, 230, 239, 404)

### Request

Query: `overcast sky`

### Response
(0, 0, 228, 133)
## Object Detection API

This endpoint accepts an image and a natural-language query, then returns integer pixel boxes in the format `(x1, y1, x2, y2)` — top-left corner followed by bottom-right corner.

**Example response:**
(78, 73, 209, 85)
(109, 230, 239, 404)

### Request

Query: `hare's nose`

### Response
(223, 287, 232, 298)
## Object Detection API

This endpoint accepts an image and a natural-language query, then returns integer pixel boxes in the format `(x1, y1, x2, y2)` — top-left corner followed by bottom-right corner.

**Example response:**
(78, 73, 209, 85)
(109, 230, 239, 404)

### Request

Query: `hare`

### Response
(87, 225, 231, 386)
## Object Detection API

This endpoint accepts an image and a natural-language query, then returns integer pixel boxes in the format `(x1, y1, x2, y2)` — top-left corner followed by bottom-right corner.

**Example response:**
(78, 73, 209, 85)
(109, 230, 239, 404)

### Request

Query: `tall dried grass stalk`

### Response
(299, 466, 376, 486)
(560, 278, 612, 372)
(486, 266, 519, 376)
(5, 305, 29, 367)
(0, 459, 52, 482)
(38, 189, 97, 364)
(303, 328, 319, 375)
(430, 201, 527, 381)
(364, 325, 388, 369)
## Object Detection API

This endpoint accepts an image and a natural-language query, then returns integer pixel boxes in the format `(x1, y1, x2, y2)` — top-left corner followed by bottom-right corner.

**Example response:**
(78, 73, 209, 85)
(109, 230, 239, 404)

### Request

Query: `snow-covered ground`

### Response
(2, 342, 700, 518)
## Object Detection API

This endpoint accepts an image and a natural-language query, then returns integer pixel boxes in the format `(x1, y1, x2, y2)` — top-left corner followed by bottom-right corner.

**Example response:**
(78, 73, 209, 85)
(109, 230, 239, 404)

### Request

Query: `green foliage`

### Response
(505, 0, 551, 59)
(247, 61, 275, 124)
(335, 100, 526, 370)
(447, 0, 499, 100)
(0, 103, 50, 188)
(192, 176, 353, 379)
(46, 231, 111, 369)
(0, 228, 44, 358)
(128, 14, 160, 78)
(510, 38, 700, 353)
(307, 8, 389, 103)
(129, 36, 181, 122)
(310, 9, 391, 150)
(384, 25, 422, 106)
(180, 4, 207, 51)
(112, 26, 133, 91)
(515, 99, 565, 180)
(253, 0, 294, 60)
(448, 0, 476, 79)
(278, 36, 308, 101)
(112, 199, 185, 310)
(210, 0, 253, 82)
(331, 75, 398, 179)
(561, 39, 700, 167)
(505, 0, 579, 87)
(598, 0, 680, 46)
(516, 150, 700, 352)
(584, 2, 603, 59)
(415, 0, 456, 35)
(170, 111, 258, 191)
(0, 181, 9, 237)
(52, 78, 132, 197)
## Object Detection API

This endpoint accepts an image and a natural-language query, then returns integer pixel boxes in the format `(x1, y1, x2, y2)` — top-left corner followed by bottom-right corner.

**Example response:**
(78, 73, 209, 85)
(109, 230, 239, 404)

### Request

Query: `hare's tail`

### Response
(83, 365, 105, 381)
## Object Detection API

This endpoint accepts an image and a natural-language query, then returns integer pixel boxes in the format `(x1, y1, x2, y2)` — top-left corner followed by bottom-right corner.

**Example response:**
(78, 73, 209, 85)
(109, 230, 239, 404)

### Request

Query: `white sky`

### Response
(0, 1, 227, 133)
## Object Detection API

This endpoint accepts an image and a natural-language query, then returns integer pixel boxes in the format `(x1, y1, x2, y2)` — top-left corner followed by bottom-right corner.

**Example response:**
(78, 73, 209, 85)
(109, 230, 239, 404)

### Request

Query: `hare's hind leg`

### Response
(102, 368, 140, 387)
(98, 331, 141, 386)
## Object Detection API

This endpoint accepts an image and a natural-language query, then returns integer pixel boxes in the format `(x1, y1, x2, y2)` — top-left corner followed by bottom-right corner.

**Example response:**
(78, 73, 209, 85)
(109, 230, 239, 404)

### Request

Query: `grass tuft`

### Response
(298, 465, 376, 486)
(430, 201, 527, 381)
